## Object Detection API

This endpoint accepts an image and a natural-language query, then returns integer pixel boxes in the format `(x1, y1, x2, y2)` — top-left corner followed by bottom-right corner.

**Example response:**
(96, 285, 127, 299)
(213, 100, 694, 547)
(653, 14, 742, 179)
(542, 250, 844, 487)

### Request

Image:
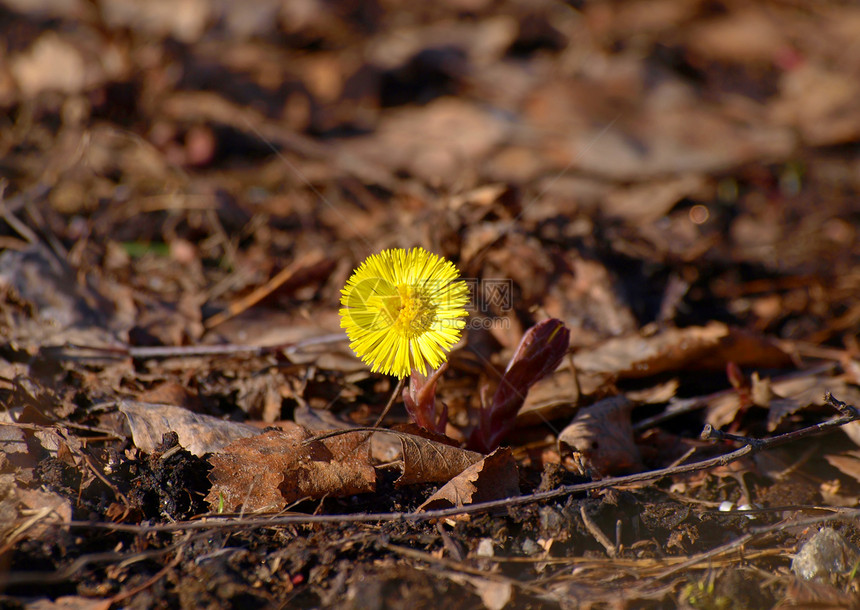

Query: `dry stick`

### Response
(61, 393, 860, 534)
(650, 532, 755, 582)
(3, 546, 179, 585)
(48, 333, 347, 362)
(60, 430, 132, 514)
(381, 542, 550, 598)
(0, 417, 127, 442)
(107, 537, 189, 607)
(373, 377, 406, 428)
(580, 505, 617, 558)
(203, 251, 324, 330)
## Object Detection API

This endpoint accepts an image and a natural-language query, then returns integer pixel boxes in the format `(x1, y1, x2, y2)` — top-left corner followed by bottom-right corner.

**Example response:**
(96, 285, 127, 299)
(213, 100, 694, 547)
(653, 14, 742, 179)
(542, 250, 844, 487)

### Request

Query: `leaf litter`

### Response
(3, 0, 860, 607)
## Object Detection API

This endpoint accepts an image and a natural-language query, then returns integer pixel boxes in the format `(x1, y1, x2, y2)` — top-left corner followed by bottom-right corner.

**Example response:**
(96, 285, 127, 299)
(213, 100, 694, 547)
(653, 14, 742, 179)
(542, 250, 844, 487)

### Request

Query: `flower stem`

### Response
(374, 377, 407, 427)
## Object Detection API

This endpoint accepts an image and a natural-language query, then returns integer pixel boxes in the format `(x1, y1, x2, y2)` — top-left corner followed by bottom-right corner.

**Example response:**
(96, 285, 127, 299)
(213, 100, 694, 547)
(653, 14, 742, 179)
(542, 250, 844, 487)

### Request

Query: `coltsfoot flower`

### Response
(340, 247, 469, 378)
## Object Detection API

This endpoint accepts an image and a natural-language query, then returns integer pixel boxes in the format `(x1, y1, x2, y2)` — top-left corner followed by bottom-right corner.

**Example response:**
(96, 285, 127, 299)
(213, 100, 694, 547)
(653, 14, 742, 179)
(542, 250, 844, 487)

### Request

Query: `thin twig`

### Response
(2, 545, 180, 585)
(580, 505, 617, 558)
(651, 533, 755, 580)
(43, 333, 347, 362)
(701, 391, 859, 449)
(634, 362, 837, 431)
(107, 536, 189, 607)
(301, 426, 399, 445)
(381, 542, 549, 598)
(373, 377, 406, 428)
(204, 251, 325, 330)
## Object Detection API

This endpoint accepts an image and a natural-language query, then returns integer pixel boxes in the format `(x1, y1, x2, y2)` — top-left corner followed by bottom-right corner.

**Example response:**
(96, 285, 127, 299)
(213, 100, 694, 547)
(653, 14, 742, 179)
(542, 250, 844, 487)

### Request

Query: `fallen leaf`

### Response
(626, 378, 680, 404)
(0, 478, 71, 545)
(707, 372, 860, 430)
(119, 400, 259, 456)
(823, 451, 860, 485)
(684, 9, 787, 64)
(10, 32, 87, 97)
(0, 244, 125, 351)
(293, 403, 402, 463)
(574, 322, 791, 382)
(558, 396, 642, 477)
(206, 426, 376, 513)
(417, 447, 519, 511)
(543, 255, 638, 347)
(341, 97, 509, 187)
(396, 433, 484, 488)
(773, 63, 860, 146)
(0, 415, 33, 469)
(514, 365, 580, 426)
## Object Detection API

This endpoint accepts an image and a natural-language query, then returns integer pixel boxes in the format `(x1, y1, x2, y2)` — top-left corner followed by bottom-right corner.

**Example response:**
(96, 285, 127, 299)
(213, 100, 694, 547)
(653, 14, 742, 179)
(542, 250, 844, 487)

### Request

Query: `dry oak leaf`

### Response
(417, 447, 520, 511)
(206, 425, 376, 513)
(558, 396, 643, 478)
(396, 432, 484, 488)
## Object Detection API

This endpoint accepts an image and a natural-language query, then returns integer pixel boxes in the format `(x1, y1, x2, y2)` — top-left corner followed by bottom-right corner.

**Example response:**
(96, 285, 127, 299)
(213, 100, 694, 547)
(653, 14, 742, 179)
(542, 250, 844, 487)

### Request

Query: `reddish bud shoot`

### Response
(403, 362, 449, 433)
(472, 319, 570, 452)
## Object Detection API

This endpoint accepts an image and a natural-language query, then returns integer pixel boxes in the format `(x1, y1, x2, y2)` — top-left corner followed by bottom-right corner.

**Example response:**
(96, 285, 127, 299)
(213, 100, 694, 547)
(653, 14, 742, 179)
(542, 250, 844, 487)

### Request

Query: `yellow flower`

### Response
(340, 248, 470, 378)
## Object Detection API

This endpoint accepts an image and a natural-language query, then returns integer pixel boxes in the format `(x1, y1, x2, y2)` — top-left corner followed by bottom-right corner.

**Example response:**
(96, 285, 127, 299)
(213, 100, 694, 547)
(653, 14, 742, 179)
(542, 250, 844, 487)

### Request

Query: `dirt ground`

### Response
(3, 0, 860, 607)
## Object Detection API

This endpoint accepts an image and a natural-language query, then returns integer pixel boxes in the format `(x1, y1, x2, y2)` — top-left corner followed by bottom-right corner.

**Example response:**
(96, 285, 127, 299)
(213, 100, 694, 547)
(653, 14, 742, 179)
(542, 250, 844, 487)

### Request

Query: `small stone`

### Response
(791, 528, 860, 581)
(476, 537, 495, 557)
(539, 505, 566, 539)
(520, 538, 541, 556)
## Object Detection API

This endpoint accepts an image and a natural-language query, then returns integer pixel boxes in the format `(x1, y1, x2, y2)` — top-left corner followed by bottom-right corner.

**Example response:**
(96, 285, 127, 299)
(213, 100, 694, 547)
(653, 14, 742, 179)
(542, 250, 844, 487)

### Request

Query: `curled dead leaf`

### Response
(396, 433, 484, 488)
(558, 396, 642, 477)
(119, 400, 259, 456)
(417, 447, 519, 511)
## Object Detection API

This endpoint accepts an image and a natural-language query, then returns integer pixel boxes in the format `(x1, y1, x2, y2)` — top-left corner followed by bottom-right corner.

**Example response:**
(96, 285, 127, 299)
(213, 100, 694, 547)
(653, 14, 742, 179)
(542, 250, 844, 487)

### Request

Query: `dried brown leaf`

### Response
(514, 365, 580, 426)
(206, 426, 376, 513)
(0, 481, 71, 544)
(684, 9, 786, 63)
(558, 396, 642, 477)
(707, 373, 860, 431)
(626, 378, 680, 404)
(119, 400, 259, 456)
(0, 244, 124, 350)
(294, 404, 402, 463)
(544, 255, 638, 346)
(823, 451, 860, 485)
(396, 433, 483, 488)
(417, 447, 519, 511)
(573, 322, 792, 382)
(341, 98, 509, 186)
(0, 415, 32, 469)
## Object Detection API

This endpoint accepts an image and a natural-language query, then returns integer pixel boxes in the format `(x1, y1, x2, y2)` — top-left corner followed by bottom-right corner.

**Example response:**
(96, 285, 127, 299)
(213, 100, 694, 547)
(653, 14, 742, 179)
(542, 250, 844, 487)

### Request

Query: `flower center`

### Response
(383, 284, 435, 337)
